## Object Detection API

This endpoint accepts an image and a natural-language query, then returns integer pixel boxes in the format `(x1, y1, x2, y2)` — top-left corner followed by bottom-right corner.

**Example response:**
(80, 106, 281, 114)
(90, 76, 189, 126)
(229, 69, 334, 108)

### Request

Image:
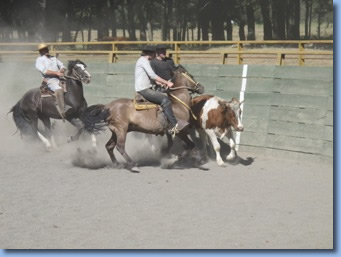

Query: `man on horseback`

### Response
(35, 43, 68, 120)
(135, 45, 189, 134)
(150, 44, 176, 81)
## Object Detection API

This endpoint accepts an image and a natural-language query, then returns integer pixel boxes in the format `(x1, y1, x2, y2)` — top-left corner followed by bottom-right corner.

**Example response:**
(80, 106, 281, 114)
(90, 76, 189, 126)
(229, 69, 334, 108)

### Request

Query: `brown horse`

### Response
(81, 66, 204, 172)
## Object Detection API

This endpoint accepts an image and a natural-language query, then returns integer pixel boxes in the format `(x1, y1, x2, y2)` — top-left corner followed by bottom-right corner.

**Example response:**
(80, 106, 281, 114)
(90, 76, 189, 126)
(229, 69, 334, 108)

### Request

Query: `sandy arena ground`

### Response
(0, 81, 333, 249)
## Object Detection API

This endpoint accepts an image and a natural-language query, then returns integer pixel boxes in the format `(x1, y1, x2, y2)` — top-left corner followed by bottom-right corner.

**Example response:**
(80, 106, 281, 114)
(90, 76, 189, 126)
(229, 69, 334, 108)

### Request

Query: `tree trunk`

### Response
(167, 0, 173, 40)
(96, 0, 109, 41)
(161, 0, 167, 40)
(246, 1, 255, 40)
(225, 15, 233, 40)
(198, 0, 209, 40)
(287, 0, 300, 39)
(88, 12, 92, 41)
(109, 0, 117, 38)
(211, 0, 225, 40)
(308, 0, 312, 38)
(145, 0, 153, 41)
(258, 0, 272, 40)
(137, 2, 147, 40)
(238, 3, 246, 40)
(126, 0, 136, 40)
(272, 0, 286, 40)
(239, 21, 245, 41)
(120, 3, 127, 38)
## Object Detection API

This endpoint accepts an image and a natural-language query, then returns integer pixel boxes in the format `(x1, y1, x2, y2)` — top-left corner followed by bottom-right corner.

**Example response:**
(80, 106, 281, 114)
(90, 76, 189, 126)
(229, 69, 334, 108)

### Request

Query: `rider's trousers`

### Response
(138, 88, 177, 127)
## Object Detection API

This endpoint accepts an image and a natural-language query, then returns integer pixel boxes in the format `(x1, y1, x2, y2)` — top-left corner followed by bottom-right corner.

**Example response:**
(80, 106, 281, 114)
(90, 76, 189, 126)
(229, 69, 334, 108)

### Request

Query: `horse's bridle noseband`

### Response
(64, 66, 86, 82)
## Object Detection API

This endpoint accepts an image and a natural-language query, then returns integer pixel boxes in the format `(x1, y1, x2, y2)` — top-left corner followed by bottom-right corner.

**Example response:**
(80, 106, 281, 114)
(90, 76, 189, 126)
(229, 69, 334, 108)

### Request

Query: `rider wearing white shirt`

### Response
(135, 45, 189, 134)
(35, 43, 67, 119)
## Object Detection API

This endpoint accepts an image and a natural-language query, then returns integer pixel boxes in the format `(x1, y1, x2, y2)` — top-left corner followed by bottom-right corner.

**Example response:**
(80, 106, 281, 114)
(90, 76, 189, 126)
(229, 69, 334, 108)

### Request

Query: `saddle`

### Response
(134, 93, 158, 110)
(40, 78, 67, 98)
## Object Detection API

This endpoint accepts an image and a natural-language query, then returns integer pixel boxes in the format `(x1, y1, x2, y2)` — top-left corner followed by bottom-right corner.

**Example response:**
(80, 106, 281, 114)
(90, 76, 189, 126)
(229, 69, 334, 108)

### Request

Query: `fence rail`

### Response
(0, 40, 333, 66)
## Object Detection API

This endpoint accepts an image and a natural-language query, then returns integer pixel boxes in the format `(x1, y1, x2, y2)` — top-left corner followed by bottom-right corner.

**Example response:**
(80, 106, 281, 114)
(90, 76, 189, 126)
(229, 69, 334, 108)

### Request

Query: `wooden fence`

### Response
(0, 40, 333, 66)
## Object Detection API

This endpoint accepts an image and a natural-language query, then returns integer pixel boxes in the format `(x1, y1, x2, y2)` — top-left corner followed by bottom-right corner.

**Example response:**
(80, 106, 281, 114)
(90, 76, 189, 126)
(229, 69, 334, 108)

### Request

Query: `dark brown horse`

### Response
(81, 66, 204, 172)
(10, 60, 94, 150)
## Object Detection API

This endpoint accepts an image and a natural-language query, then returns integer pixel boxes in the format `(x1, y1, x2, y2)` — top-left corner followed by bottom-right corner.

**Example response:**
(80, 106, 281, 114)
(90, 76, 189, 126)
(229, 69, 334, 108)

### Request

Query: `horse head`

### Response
(173, 65, 205, 94)
(67, 60, 91, 84)
(219, 97, 244, 132)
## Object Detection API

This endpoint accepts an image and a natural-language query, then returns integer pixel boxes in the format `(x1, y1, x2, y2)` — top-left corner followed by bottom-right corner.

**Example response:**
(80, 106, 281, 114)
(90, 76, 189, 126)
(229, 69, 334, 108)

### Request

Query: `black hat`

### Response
(142, 45, 156, 52)
(156, 44, 169, 50)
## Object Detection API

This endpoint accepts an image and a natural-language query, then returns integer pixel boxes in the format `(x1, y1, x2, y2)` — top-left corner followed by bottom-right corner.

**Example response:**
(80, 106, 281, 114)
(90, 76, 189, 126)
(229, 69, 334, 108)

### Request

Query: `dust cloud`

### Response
(0, 63, 169, 170)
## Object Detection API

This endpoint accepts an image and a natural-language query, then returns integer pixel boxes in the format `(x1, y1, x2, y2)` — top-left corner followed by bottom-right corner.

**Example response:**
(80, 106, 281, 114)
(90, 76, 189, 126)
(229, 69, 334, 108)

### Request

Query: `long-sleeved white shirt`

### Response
(35, 55, 65, 78)
(134, 56, 158, 92)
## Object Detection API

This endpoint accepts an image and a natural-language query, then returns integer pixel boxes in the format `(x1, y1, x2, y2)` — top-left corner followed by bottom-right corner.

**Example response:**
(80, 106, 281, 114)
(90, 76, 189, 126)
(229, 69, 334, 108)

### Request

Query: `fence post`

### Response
(174, 43, 180, 64)
(299, 42, 305, 66)
(238, 42, 243, 65)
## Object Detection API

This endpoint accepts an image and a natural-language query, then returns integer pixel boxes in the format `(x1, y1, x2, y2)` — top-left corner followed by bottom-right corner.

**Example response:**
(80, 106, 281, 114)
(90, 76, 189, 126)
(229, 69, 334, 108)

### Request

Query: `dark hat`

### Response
(142, 45, 156, 52)
(156, 44, 169, 50)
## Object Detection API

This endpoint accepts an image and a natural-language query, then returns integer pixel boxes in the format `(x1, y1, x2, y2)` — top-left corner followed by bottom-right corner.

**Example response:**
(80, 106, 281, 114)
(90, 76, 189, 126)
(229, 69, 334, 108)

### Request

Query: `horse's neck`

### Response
(172, 74, 191, 105)
(66, 79, 84, 101)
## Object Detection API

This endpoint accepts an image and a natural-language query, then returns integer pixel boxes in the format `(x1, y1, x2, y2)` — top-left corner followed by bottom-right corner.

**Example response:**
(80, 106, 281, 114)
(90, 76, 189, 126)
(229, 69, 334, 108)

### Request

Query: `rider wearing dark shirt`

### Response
(150, 44, 177, 81)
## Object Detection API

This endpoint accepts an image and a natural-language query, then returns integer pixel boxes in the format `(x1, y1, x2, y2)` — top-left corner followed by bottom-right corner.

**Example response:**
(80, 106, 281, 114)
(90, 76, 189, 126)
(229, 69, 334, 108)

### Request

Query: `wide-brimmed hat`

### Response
(37, 43, 49, 51)
(141, 45, 156, 52)
(156, 44, 170, 50)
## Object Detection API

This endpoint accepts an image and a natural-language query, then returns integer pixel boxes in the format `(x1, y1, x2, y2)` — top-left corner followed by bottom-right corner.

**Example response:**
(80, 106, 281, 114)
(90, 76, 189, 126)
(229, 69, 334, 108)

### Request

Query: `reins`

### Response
(167, 71, 200, 120)
(169, 93, 197, 120)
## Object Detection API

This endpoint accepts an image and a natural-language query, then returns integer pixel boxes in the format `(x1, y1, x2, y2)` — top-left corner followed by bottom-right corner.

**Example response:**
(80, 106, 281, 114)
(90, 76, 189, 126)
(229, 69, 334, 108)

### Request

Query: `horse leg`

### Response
(40, 116, 57, 149)
(66, 118, 84, 142)
(161, 134, 173, 156)
(30, 116, 52, 151)
(66, 117, 97, 148)
(176, 132, 195, 158)
(115, 128, 139, 173)
(226, 127, 237, 160)
(105, 130, 120, 167)
(205, 129, 225, 167)
(198, 129, 209, 163)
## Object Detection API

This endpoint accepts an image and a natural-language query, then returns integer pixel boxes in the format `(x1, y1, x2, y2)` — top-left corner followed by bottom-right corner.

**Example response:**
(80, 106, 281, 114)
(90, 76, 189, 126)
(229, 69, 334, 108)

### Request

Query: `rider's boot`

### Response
(54, 89, 67, 122)
(169, 120, 190, 136)
(161, 98, 190, 136)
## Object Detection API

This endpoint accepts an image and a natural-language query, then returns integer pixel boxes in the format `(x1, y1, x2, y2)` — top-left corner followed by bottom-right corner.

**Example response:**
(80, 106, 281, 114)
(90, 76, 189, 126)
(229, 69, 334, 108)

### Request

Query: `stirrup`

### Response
(169, 124, 180, 138)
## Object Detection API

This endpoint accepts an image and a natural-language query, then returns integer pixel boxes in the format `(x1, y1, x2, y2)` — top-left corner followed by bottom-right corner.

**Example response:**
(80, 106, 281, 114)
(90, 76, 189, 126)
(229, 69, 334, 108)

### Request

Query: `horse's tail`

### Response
(80, 104, 110, 134)
(8, 101, 34, 137)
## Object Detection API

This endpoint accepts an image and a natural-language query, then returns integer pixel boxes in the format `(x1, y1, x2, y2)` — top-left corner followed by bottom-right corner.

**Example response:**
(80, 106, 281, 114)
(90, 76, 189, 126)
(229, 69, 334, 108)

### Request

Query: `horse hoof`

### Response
(199, 163, 209, 170)
(130, 166, 140, 173)
(218, 161, 226, 167)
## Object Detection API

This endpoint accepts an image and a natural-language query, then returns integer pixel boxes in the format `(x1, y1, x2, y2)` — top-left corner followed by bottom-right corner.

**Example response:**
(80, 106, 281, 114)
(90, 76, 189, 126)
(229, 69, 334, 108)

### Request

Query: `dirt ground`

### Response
(0, 79, 333, 249)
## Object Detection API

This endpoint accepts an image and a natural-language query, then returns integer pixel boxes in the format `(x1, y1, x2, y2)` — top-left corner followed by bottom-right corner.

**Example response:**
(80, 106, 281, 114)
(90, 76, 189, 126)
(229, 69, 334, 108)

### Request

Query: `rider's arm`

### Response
(56, 59, 66, 74)
(143, 58, 173, 87)
(35, 57, 64, 78)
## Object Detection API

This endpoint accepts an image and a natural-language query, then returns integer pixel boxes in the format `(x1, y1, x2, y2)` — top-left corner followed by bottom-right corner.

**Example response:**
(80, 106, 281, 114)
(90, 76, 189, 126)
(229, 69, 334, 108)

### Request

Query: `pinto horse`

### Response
(81, 66, 205, 172)
(10, 60, 94, 150)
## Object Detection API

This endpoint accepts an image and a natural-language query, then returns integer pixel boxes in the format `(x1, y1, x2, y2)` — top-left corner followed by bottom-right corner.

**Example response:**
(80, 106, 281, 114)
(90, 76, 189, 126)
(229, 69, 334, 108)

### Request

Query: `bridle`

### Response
(64, 65, 86, 82)
(168, 71, 201, 94)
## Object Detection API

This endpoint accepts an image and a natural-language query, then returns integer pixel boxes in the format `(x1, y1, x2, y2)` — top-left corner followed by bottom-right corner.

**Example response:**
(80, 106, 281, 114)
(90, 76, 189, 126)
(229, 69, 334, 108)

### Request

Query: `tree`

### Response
(258, 0, 272, 40)
(286, 0, 300, 39)
(210, 0, 225, 40)
(246, 0, 255, 40)
(272, 0, 286, 40)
